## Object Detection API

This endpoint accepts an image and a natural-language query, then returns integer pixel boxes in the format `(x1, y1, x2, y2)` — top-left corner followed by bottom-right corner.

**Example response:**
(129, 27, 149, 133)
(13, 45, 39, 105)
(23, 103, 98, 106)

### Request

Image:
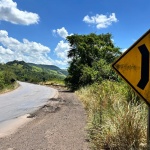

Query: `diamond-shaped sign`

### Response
(112, 29, 150, 105)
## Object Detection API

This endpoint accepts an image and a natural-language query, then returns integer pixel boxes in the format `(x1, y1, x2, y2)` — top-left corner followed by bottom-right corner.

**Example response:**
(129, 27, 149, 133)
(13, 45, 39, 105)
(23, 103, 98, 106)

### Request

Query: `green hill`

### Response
(0, 60, 67, 84)
(28, 63, 68, 76)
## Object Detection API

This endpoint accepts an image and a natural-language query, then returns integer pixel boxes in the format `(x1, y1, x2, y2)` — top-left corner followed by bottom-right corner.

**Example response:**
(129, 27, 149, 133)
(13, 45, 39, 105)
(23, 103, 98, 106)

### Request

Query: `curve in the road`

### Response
(0, 81, 57, 123)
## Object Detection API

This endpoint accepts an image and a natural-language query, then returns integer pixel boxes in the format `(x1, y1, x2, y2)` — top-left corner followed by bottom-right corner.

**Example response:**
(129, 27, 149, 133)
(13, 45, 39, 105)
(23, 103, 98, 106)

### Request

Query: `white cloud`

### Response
(52, 27, 70, 39)
(121, 48, 127, 52)
(0, 46, 13, 55)
(52, 27, 72, 67)
(0, 46, 15, 62)
(0, 30, 70, 68)
(0, 0, 39, 25)
(54, 40, 70, 64)
(83, 13, 118, 29)
(0, 30, 54, 65)
(54, 60, 69, 66)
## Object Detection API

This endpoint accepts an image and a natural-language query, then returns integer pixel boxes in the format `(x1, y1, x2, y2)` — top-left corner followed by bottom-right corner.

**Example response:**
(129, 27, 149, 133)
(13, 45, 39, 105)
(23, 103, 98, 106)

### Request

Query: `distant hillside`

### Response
(2, 60, 66, 84)
(28, 63, 68, 76)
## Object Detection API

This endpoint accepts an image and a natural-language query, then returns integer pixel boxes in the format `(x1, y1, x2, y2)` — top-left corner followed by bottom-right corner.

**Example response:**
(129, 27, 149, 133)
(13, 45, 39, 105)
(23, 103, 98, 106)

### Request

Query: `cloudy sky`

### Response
(0, 0, 150, 68)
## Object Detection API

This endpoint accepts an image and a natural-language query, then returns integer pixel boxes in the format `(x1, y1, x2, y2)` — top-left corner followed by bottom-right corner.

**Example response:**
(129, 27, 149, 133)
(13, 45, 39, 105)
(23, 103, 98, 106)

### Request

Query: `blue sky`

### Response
(0, 0, 150, 68)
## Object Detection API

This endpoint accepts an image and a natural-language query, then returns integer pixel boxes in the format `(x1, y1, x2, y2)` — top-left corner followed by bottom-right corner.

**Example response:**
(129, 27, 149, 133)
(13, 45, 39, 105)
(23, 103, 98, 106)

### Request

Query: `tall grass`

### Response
(76, 80, 147, 150)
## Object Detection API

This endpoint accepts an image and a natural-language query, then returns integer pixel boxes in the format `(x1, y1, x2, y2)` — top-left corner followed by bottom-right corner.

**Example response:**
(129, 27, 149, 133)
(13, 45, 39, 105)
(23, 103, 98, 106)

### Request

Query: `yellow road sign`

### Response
(112, 29, 150, 105)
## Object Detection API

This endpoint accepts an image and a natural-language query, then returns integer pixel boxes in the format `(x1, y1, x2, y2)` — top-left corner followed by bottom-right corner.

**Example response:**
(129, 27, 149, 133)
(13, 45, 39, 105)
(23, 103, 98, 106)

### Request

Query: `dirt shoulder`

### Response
(0, 86, 89, 150)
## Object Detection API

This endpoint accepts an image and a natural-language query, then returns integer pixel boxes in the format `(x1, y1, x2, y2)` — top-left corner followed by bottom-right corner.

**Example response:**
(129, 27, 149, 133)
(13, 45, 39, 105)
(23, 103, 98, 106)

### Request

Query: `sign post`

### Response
(112, 29, 150, 148)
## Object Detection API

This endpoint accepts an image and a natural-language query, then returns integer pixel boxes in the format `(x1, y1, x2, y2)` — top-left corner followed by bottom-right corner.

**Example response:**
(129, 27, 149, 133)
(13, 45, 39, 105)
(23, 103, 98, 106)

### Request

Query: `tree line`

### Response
(65, 33, 121, 90)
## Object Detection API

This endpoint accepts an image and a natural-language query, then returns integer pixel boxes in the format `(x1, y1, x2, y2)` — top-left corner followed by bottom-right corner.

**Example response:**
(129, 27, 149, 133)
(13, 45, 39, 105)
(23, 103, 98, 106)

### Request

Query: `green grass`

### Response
(76, 80, 147, 150)
(0, 81, 19, 94)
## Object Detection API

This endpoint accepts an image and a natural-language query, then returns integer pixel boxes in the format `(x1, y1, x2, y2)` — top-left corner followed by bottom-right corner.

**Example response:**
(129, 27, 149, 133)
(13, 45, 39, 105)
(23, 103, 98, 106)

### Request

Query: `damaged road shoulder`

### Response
(27, 94, 66, 118)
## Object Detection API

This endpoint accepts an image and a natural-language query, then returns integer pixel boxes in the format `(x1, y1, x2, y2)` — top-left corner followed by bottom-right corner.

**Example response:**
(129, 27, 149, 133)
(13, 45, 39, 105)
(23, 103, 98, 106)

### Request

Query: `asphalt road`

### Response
(0, 87, 89, 150)
(0, 81, 57, 123)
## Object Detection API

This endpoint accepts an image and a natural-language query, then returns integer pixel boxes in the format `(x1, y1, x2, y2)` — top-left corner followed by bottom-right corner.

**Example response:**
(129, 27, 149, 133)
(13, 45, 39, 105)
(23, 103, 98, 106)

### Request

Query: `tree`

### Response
(65, 33, 121, 91)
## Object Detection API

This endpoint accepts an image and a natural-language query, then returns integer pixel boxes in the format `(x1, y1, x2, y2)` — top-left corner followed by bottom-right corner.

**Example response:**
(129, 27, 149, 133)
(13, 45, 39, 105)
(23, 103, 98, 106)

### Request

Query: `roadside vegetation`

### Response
(76, 81, 147, 149)
(65, 33, 148, 149)
(0, 69, 18, 93)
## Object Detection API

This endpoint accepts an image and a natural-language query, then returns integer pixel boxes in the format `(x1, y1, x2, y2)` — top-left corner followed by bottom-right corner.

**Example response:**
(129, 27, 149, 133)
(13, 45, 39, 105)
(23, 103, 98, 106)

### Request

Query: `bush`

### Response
(0, 72, 5, 90)
(76, 80, 147, 150)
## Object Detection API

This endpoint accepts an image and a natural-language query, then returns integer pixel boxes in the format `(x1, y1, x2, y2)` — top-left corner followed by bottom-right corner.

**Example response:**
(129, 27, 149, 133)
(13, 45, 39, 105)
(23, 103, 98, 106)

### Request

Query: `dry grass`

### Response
(76, 80, 147, 150)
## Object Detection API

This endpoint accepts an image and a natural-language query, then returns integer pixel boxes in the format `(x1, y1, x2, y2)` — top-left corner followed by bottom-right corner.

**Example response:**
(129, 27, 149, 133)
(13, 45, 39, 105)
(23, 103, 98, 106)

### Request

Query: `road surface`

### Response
(0, 87, 89, 150)
(0, 81, 57, 123)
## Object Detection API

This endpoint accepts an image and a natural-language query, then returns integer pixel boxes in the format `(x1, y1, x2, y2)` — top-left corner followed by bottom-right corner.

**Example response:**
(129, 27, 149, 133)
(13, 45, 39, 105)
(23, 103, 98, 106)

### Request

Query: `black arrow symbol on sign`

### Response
(137, 44, 149, 90)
